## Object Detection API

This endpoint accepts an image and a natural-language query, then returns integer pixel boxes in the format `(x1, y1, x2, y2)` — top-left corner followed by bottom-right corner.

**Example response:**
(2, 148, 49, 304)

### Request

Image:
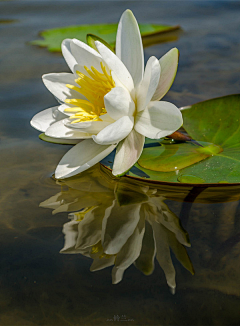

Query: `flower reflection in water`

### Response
(40, 164, 194, 294)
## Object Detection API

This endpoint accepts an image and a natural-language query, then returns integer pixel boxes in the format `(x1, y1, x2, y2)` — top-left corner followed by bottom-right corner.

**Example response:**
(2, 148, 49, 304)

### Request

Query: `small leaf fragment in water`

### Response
(177, 175, 205, 184)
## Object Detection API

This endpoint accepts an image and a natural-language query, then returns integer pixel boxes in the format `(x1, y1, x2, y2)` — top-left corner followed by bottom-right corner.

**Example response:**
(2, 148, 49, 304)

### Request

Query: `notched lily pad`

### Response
(31, 23, 181, 52)
(129, 94, 240, 185)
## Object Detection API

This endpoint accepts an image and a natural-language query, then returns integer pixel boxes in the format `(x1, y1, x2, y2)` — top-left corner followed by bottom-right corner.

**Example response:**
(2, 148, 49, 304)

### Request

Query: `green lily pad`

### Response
(31, 23, 181, 52)
(138, 141, 222, 172)
(133, 94, 240, 184)
(39, 133, 80, 145)
(86, 34, 114, 53)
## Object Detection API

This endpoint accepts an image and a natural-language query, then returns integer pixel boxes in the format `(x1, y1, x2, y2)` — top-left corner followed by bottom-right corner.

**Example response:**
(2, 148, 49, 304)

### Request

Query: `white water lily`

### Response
(31, 9, 182, 179)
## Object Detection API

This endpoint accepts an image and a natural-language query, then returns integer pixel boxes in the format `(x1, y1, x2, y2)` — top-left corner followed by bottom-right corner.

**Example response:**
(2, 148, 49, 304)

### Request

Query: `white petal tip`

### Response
(112, 267, 124, 284)
(124, 9, 133, 15)
(54, 165, 79, 179)
(121, 9, 136, 21)
(169, 286, 176, 295)
(95, 40, 101, 47)
(171, 47, 179, 59)
(102, 244, 116, 256)
(112, 279, 121, 285)
(54, 140, 116, 180)
(112, 169, 128, 177)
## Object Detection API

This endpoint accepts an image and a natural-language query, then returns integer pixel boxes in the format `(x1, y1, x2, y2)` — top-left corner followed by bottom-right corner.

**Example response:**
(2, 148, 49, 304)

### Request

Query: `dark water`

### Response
(1, 1, 240, 325)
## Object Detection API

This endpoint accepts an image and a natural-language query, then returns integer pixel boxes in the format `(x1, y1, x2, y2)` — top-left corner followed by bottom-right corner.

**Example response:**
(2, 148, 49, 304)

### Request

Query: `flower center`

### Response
(64, 62, 115, 123)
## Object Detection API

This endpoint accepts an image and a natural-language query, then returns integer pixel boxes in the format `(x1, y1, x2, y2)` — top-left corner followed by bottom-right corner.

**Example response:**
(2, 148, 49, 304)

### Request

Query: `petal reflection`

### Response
(40, 163, 193, 292)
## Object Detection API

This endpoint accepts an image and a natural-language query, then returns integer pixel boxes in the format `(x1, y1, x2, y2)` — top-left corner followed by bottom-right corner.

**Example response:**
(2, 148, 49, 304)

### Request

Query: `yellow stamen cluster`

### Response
(65, 62, 115, 123)
(91, 241, 114, 260)
(91, 241, 102, 254)
(73, 206, 95, 221)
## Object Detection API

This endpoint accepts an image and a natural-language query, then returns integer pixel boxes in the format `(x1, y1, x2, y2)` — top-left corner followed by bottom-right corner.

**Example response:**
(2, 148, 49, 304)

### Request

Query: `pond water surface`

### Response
(1, 1, 240, 325)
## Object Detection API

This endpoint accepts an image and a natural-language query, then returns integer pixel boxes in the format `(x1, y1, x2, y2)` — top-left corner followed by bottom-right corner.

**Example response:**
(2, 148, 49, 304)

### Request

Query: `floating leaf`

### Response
(138, 141, 222, 172)
(131, 94, 240, 185)
(181, 95, 240, 147)
(31, 23, 181, 52)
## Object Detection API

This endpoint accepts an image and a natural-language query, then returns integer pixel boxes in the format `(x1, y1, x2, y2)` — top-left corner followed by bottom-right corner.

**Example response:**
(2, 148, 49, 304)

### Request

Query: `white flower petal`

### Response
(112, 129, 145, 176)
(134, 218, 156, 276)
(70, 39, 102, 71)
(65, 119, 112, 134)
(55, 139, 116, 179)
(52, 194, 101, 215)
(136, 56, 161, 112)
(90, 256, 115, 272)
(58, 103, 75, 116)
(111, 267, 125, 284)
(152, 48, 179, 101)
(111, 71, 127, 89)
(75, 205, 107, 249)
(150, 197, 190, 247)
(134, 101, 183, 139)
(30, 106, 66, 132)
(95, 41, 134, 94)
(112, 213, 145, 284)
(151, 219, 176, 291)
(72, 62, 109, 80)
(101, 200, 141, 255)
(92, 116, 134, 146)
(116, 9, 144, 87)
(61, 39, 78, 73)
(99, 113, 115, 123)
(45, 119, 93, 139)
(39, 192, 63, 210)
(60, 219, 81, 254)
(104, 87, 135, 120)
(42, 72, 86, 102)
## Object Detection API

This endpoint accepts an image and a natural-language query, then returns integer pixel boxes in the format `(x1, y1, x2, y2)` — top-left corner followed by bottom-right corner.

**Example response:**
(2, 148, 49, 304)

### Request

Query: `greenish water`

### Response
(1, 1, 240, 325)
